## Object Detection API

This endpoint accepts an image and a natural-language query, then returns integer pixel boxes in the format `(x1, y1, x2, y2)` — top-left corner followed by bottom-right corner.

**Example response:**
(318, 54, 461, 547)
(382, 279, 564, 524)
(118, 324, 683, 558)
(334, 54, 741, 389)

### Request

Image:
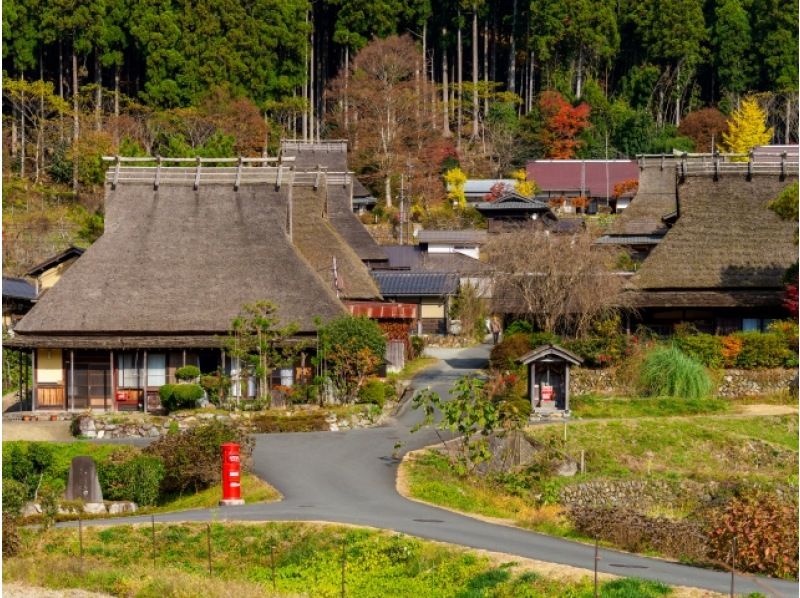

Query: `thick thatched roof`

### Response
(13, 180, 346, 342)
(630, 173, 797, 298)
(281, 141, 387, 263)
(607, 163, 677, 236)
(291, 186, 381, 300)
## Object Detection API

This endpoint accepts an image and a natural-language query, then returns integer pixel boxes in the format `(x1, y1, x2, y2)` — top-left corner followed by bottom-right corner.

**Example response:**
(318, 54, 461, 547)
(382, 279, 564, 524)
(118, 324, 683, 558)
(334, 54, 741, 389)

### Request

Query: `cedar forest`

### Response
(2, 0, 798, 275)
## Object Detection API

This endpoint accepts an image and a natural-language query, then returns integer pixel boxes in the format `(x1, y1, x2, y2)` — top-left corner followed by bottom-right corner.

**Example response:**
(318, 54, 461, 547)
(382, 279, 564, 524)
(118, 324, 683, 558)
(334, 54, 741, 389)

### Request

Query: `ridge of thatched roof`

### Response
(292, 186, 382, 300)
(630, 173, 798, 291)
(14, 181, 346, 337)
(607, 163, 677, 236)
(281, 142, 387, 262)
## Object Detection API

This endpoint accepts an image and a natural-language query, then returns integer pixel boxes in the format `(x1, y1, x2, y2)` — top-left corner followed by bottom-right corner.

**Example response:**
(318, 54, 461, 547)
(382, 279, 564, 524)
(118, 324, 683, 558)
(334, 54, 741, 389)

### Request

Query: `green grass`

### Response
(147, 473, 280, 512)
(403, 414, 798, 545)
(5, 522, 676, 597)
(571, 395, 731, 418)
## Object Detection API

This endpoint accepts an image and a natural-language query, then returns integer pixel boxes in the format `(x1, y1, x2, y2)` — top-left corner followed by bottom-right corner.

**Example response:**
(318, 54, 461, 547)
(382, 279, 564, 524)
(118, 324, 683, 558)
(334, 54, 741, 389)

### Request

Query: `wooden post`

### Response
(730, 535, 737, 597)
(341, 535, 347, 598)
(112, 156, 121, 189)
(143, 350, 148, 413)
(564, 364, 570, 413)
(69, 349, 75, 412)
(31, 349, 37, 412)
(593, 536, 599, 597)
(270, 542, 276, 591)
(194, 156, 202, 191)
(108, 350, 114, 412)
(154, 155, 162, 190)
(207, 523, 213, 575)
(182, 350, 186, 368)
(151, 515, 157, 568)
(78, 515, 84, 573)
(234, 156, 243, 191)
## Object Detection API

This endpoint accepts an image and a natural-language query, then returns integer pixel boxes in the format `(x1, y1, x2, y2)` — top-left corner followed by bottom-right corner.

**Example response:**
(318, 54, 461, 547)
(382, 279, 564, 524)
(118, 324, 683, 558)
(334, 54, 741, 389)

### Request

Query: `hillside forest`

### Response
(2, 0, 798, 275)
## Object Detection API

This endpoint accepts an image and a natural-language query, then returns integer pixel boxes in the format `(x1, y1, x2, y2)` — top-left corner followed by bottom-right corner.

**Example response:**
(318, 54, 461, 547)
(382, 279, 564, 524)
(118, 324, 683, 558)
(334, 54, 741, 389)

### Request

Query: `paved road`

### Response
(74, 345, 797, 597)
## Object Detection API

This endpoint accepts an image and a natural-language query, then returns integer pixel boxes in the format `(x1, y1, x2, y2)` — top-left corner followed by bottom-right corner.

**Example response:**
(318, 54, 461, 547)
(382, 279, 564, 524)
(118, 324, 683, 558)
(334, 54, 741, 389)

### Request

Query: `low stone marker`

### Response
(65, 456, 103, 503)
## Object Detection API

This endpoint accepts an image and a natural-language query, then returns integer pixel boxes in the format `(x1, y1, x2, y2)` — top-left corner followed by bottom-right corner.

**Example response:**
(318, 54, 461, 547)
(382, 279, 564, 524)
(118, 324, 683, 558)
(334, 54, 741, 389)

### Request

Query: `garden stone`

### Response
(108, 502, 137, 514)
(96, 430, 105, 439)
(147, 427, 160, 437)
(556, 460, 578, 477)
(83, 502, 107, 515)
(21, 502, 41, 517)
(79, 417, 96, 433)
(329, 422, 340, 432)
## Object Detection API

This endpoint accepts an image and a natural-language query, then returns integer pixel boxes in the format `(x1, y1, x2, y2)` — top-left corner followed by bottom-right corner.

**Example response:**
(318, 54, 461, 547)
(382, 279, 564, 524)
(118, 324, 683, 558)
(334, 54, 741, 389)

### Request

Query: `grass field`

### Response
(402, 414, 798, 537)
(4, 522, 677, 598)
(570, 394, 794, 419)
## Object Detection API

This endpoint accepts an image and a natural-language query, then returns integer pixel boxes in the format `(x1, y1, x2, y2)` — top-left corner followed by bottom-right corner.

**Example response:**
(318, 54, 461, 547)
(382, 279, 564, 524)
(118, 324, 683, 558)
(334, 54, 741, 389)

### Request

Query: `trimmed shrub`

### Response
(409, 336, 426, 360)
(2, 479, 28, 516)
(504, 320, 533, 336)
(674, 333, 724, 369)
(144, 420, 253, 495)
(733, 332, 791, 368)
(175, 365, 201, 381)
(568, 506, 708, 562)
(252, 412, 329, 433)
(529, 331, 561, 348)
(489, 333, 532, 370)
(358, 380, 387, 407)
(638, 346, 712, 399)
(706, 491, 798, 579)
(159, 383, 204, 413)
(99, 450, 165, 506)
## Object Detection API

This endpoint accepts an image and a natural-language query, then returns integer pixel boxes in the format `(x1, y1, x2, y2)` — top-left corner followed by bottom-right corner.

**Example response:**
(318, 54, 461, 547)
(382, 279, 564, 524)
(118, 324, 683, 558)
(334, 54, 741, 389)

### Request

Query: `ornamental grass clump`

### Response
(638, 345, 712, 399)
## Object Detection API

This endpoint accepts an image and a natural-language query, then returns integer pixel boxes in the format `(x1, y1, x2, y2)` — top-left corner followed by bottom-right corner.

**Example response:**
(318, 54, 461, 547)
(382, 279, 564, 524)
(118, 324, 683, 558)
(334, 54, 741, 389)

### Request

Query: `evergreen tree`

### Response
(712, 0, 753, 101)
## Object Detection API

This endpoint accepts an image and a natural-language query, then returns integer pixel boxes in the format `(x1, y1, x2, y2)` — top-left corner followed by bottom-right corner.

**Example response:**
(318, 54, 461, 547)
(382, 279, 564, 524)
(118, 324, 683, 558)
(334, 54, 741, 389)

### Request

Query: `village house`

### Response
(25, 246, 85, 297)
(6, 161, 349, 412)
(626, 163, 797, 334)
(2, 276, 36, 332)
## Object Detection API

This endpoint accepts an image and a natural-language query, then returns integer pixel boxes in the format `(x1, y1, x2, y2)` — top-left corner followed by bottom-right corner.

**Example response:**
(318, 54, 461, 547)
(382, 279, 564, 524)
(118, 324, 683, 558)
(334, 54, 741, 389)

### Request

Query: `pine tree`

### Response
(712, 0, 753, 102)
(719, 97, 773, 157)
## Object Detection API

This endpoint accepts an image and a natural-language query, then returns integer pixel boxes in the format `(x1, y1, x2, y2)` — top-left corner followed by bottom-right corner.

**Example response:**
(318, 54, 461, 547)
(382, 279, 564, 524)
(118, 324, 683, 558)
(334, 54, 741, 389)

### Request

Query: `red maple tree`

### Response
(538, 91, 591, 159)
(484, 181, 508, 202)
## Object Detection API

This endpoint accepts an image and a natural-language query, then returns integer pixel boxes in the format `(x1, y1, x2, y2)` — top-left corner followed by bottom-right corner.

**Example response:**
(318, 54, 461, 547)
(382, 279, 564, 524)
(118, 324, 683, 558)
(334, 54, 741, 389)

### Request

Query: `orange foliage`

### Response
(720, 335, 743, 367)
(538, 91, 591, 159)
(613, 178, 639, 198)
(548, 196, 566, 208)
(571, 196, 589, 209)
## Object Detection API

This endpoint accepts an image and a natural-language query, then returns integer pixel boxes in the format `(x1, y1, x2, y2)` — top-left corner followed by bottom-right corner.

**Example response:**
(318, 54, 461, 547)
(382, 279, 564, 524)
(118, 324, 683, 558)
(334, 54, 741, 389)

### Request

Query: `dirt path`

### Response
(732, 404, 798, 416)
(2, 420, 73, 441)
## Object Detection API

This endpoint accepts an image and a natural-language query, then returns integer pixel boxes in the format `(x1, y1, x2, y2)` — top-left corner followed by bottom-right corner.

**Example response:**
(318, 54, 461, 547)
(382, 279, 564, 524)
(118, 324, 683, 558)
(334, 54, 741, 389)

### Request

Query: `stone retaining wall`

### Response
(75, 406, 387, 439)
(569, 367, 796, 398)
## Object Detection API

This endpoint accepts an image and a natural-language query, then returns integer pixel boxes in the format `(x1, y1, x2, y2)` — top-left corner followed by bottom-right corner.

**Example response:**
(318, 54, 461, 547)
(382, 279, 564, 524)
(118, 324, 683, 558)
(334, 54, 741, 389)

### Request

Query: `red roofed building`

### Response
(526, 160, 639, 213)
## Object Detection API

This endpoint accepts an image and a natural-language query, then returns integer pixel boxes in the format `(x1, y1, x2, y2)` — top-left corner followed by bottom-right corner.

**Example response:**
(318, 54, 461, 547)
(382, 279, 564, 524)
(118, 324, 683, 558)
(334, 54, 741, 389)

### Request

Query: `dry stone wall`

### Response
(569, 367, 796, 398)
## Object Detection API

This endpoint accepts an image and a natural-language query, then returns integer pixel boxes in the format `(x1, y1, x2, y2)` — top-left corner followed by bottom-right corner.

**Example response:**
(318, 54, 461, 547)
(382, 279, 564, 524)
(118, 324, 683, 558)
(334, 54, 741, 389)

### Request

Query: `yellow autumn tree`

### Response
(719, 97, 773, 160)
(444, 167, 468, 207)
(511, 168, 536, 197)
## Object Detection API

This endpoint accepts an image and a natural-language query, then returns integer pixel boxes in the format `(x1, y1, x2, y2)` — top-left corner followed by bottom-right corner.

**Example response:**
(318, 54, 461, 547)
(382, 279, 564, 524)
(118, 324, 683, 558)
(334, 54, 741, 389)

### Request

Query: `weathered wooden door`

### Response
(73, 352, 110, 410)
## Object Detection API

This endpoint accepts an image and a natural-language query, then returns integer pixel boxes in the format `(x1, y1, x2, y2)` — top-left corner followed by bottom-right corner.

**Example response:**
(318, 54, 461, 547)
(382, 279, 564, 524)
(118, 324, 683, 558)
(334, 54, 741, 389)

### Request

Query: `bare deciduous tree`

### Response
(485, 229, 628, 336)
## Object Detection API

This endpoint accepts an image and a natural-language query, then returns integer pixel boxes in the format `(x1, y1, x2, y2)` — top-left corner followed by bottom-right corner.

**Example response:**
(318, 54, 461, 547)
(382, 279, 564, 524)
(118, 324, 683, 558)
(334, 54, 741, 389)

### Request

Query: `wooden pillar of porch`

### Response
(31, 349, 37, 412)
(142, 350, 148, 413)
(564, 364, 571, 413)
(69, 349, 75, 412)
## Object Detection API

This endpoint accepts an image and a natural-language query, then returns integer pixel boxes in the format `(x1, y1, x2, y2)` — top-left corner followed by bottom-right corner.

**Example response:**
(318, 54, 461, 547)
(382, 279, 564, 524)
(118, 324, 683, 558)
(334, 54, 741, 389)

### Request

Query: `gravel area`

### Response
(2, 420, 73, 441)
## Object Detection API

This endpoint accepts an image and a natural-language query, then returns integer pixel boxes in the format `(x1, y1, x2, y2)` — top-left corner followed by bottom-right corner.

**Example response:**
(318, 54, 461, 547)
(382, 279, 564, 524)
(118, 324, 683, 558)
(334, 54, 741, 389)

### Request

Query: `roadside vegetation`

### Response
(4, 521, 677, 598)
(2, 421, 278, 526)
(405, 412, 798, 579)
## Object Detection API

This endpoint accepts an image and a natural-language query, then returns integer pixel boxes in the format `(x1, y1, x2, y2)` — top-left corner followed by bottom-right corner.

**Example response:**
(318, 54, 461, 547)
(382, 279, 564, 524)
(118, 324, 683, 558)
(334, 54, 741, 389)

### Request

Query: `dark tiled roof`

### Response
(420, 253, 490, 275)
(26, 246, 85, 277)
(596, 234, 664, 245)
(417, 229, 488, 244)
(475, 191, 553, 212)
(372, 271, 459, 296)
(526, 160, 639, 198)
(381, 245, 423, 269)
(2, 277, 36, 301)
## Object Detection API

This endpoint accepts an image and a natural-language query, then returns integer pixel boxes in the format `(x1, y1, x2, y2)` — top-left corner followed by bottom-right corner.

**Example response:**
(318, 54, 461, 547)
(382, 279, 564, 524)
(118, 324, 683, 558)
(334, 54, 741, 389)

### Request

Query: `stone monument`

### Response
(65, 456, 103, 503)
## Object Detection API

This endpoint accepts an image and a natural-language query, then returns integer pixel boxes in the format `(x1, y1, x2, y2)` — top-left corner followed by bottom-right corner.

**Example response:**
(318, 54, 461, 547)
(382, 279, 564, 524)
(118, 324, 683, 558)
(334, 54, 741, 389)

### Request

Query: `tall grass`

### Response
(638, 345, 713, 399)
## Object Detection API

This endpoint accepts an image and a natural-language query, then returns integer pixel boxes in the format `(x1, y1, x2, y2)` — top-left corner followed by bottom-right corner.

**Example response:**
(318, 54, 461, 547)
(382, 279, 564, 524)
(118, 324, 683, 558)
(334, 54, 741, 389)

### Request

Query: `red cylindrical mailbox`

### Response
(220, 442, 245, 506)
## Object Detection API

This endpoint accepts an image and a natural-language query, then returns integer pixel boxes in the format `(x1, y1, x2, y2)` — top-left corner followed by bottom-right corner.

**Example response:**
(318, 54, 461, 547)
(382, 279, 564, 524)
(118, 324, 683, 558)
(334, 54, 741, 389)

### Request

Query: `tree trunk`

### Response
(674, 63, 681, 127)
(20, 79, 26, 178)
(456, 19, 462, 149)
(95, 50, 102, 131)
(528, 50, 534, 113)
(430, 46, 437, 130)
(384, 176, 392, 208)
(483, 18, 489, 118)
(442, 29, 451, 137)
(302, 10, 309, 141)
(72, 45, 79, 193)
(471, 9, 479, 140)
(39, 50, 45, 178)
(113, 64, 120, 145)
(309, 16, 315, 143)
(344, 46, 349, 131)
(58, 39, 64, 142)
(507, 0, 517, 94)
(786, 95, 794, 144)
(575, 46, 584, 99)
(11, 109, 17, 159)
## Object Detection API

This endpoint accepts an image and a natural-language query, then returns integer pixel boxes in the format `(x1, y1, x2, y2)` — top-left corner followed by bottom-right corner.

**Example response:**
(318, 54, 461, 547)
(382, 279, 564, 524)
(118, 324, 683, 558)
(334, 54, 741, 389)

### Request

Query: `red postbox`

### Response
(541, 385, 554, 402)
(220, 442, 245, 506)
